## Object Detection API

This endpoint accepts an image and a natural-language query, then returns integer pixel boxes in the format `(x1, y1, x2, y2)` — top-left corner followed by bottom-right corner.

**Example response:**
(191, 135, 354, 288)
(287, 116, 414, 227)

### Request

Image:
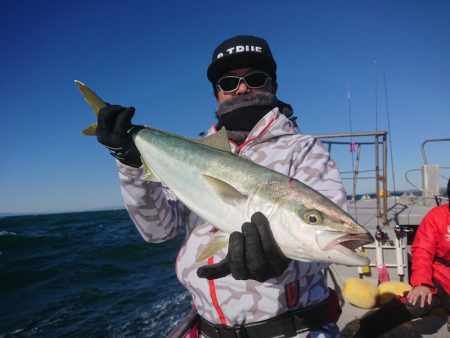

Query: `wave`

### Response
(0, 210, 191, 337)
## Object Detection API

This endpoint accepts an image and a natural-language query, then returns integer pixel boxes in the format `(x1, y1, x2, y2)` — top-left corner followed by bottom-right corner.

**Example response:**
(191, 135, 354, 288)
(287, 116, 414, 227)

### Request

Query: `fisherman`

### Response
(96, 35, 346, 337)
(355, 178, 450, 337)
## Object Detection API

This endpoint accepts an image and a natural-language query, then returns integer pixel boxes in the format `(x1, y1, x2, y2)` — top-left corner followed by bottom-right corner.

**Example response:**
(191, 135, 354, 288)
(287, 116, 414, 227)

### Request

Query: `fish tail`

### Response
(74, 80, 108, 136)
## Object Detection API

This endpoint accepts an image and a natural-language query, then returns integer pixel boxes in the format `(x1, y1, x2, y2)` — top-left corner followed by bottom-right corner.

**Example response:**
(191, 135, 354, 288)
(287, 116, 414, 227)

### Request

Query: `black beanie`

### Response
(207, 35, 277, 86)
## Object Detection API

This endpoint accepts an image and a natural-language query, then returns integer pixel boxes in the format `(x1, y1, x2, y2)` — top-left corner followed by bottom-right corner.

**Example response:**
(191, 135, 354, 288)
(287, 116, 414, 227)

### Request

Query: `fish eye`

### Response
(303, 209, 323, 225)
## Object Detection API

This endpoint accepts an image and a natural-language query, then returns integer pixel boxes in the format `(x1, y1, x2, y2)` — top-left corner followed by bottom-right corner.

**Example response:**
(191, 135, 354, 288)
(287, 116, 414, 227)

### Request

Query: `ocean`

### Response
(0, 210, 191, 337)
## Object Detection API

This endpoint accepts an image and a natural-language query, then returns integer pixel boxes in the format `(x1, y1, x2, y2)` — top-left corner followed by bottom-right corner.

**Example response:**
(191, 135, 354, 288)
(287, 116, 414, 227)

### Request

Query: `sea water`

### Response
(0, 210, 191, 337)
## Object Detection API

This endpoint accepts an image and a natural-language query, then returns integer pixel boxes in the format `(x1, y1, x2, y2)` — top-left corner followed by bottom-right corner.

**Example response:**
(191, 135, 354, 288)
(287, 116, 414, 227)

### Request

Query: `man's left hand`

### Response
(406, 285, 433, 308)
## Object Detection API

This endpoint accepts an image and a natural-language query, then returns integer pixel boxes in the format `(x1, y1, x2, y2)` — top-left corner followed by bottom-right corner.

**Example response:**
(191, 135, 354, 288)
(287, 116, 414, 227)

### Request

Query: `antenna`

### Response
(348, 83, 355, 198)
(348, 83, 359, 219)
(373, 60, 382, 225)
(384, 72, 398, 199)
(373, 60, 378, 133)
(347, 82, 353, 137)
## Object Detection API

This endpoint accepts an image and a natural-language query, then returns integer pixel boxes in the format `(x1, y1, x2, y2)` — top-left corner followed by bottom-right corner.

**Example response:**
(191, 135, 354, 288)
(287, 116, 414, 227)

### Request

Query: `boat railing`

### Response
(421, 138, 450, 198)
(315, 131, 389, 226)
(421, 138, 450, 165)
(404, 138, 450, 203)
(315, 133, 449, 227)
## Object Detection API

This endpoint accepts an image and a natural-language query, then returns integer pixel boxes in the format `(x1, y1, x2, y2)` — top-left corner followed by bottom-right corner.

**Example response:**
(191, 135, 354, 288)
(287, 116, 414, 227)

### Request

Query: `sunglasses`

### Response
(216, 72, 272, 93)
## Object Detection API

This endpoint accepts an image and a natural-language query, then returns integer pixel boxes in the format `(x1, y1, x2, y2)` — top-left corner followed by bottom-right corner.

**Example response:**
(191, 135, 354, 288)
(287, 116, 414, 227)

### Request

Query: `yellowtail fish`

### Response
(75, 80, 374, 266)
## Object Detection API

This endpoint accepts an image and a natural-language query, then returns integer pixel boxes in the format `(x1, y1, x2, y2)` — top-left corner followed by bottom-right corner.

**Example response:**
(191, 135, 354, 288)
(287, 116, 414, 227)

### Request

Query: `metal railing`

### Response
(316, 131, 389, 226)
(421, 138, 450, 165)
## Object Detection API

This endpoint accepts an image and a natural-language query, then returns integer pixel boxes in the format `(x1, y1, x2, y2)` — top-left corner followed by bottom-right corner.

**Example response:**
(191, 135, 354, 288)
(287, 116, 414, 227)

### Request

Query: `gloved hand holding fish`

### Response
(75, 80, 374, 268)
(96, 105, 142, 168)
(197, 212, 291, 281)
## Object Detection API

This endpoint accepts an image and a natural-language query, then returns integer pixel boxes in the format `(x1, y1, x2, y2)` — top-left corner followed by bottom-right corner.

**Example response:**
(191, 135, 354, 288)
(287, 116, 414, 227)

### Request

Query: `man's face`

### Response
(215, 67, 277, 104)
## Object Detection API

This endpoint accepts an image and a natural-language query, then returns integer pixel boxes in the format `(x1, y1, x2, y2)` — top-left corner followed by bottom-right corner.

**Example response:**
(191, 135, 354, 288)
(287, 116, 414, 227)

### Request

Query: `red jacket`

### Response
(410, 203, 450, 295)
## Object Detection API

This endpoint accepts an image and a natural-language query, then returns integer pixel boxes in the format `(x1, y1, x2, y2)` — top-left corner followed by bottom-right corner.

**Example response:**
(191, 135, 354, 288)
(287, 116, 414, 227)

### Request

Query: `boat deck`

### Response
(331, 195, 448, 337)
(338, 302, 448, 337)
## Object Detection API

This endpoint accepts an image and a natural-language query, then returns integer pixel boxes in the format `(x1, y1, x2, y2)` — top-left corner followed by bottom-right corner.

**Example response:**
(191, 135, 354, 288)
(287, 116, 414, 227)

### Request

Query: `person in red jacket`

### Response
(356, 178, 450, 337)
(408, 199, 450, 310)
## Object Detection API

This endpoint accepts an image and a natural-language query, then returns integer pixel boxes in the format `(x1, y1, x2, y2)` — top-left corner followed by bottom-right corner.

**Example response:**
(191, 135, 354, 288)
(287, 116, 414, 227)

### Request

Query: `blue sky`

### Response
(1, 0, 449, 214)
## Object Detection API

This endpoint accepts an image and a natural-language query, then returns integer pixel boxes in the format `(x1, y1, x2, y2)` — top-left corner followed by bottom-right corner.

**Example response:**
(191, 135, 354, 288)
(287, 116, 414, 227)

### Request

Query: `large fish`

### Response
(75, 80, 374, 266)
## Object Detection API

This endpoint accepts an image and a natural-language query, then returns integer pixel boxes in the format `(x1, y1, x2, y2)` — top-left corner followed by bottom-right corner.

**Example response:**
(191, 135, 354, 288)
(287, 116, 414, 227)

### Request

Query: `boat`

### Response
(317, 132, 449, 337)
(168, 133, 449, 337)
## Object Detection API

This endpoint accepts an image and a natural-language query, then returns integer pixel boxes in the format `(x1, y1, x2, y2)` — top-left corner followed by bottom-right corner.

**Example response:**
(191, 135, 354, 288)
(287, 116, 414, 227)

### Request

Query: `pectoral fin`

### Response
(196, 232, 230, 262)
(203, 174, 248, 206)
(142, 159, 161, 182)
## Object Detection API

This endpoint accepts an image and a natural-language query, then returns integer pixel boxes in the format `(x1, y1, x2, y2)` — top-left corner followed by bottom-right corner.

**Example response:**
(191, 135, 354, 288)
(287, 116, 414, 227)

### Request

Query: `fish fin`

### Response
(203, 174, 248, 206)
(196, 232, 230, 262)
(75, 80, 108, 136)
(192, 127, 231, 152)
(142, 159, 160, 182)
(81, 123, 98, 136)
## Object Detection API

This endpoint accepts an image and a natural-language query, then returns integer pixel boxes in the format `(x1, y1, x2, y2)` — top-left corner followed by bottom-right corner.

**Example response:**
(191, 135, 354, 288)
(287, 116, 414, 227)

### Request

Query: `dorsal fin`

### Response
(191, 127, 231, 152)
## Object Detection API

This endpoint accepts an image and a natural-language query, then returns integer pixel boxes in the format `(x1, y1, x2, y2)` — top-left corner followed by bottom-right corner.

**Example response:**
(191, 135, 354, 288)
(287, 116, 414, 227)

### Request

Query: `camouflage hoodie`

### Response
(115, 108, 346, 335)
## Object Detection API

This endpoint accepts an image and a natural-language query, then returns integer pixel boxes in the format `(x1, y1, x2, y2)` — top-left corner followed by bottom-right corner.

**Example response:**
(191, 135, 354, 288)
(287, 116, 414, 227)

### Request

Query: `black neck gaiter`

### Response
(215, 92, 278, 132)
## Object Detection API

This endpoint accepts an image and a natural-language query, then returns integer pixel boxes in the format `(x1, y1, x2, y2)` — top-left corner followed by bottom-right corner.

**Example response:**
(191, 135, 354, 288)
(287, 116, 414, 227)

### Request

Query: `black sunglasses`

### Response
(216, 72, 272, 93)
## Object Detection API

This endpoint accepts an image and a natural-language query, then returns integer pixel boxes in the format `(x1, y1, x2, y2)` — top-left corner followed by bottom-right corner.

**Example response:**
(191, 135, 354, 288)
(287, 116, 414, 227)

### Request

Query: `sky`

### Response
(1, 0, 449, 215)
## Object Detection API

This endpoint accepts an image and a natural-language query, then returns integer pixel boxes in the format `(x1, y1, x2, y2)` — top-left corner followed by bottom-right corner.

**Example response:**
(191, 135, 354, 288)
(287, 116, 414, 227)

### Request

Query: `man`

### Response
(97, 35, 346, 337)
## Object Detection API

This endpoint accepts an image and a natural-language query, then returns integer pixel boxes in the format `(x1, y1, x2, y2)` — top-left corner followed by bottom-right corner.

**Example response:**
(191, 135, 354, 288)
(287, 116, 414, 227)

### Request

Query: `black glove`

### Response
(96, 105, 142, 168)
(197, 212, 290, 282)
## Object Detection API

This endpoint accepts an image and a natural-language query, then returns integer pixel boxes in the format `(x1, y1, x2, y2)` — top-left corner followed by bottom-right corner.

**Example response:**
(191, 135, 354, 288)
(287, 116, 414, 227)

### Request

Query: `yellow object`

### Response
(358, 247, 371, 274)
(378, 188, 391, 198)
(74, 80, 107, 136)
(343, 278, 379, 309)
(377, 281, 412, 305)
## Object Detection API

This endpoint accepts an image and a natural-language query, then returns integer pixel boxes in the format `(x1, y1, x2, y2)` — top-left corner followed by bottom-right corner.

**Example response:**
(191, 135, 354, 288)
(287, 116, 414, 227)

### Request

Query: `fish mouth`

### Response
(316, 232, 374, 253)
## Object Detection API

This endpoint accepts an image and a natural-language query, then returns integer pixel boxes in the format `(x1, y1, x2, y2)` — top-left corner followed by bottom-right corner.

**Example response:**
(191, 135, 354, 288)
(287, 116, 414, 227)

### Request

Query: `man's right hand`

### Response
(97, 105, 142, 168)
